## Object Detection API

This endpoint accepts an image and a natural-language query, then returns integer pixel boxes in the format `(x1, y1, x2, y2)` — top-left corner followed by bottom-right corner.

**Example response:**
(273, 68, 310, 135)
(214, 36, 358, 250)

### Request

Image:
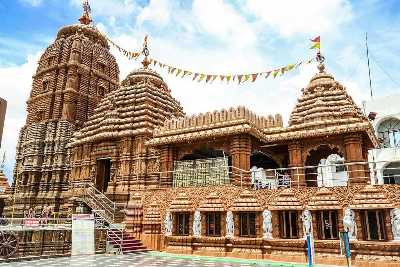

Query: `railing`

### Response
(72, 182, 117, 223)
(250, 160, 400, 189)
(71, 182, 126, 254)
(0, 217, 72, 231)
(134, 160, 400, 189)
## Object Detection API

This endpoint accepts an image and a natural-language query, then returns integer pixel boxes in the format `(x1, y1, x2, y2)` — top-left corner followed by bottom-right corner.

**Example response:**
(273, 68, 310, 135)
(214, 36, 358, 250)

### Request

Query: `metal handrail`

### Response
(72, 182, 117, 223)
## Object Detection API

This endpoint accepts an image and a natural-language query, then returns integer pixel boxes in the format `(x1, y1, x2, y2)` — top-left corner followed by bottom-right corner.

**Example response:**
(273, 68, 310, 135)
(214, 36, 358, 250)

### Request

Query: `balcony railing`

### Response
(144, 160, 400, 189)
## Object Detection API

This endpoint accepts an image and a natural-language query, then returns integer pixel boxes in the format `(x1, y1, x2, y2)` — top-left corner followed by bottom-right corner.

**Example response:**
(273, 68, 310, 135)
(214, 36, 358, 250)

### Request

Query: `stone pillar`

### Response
(160, 145, 174, 187)
(288, 141, 305, 187)
(230, 135, 251, 186)
(344, 134, 368, 185)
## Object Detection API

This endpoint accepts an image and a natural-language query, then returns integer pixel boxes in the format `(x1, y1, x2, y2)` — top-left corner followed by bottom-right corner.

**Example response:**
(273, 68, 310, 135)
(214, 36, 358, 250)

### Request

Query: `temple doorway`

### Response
(96, 158, 111, 193)
(305, 145, 341, 187)
(382, 161, 400, 184)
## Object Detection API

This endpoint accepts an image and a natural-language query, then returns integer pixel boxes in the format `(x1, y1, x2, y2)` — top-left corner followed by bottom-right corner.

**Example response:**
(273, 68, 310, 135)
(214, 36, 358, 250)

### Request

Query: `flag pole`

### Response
(365, 32, 373, 99)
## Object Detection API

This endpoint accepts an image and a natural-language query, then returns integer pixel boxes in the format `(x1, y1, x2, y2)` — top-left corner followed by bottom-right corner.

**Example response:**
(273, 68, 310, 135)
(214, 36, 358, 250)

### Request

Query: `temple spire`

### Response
(79, 0, 92, 25)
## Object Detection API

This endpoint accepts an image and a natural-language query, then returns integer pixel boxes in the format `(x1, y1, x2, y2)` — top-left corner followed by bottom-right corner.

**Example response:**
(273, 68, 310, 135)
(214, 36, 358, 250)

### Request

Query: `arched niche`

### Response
(304, 145, 343, 187)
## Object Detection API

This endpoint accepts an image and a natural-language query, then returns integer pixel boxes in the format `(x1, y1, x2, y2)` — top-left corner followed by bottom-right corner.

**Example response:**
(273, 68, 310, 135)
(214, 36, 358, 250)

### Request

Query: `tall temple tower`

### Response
(5, 2, 120, 216)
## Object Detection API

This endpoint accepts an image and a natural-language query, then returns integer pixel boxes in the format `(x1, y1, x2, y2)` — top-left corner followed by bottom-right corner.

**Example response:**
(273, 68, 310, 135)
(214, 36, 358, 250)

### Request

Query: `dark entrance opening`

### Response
(96, 158, 111, 193)
(250, 151, 279, 169)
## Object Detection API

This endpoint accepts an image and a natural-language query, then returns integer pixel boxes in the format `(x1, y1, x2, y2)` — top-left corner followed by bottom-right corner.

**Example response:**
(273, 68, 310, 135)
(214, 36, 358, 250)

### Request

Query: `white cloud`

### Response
(191, 0, 256, 47)
(19, 0, 43, 7)
(137, 0, 172, 26)
(0, 53, 39, 183)
(245, 0, 353, 37)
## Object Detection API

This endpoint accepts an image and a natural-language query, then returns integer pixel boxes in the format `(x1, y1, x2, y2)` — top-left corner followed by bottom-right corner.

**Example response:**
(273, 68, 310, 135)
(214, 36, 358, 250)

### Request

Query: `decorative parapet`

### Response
(147, 106, 283, 146)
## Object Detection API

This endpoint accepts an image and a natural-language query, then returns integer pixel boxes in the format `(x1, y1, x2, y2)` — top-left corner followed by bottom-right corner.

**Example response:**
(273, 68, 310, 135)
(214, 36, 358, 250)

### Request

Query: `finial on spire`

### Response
(316, 51, 325, 73)
(79, 0, 92, 25)
(141, 35, 151, 69)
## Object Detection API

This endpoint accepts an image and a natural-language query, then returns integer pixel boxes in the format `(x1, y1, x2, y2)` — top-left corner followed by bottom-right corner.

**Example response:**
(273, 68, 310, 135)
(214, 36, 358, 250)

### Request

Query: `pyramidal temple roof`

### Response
(262, 64, 378, 146)
(72, 67, 184, 145)
(289, 65, 365, 127)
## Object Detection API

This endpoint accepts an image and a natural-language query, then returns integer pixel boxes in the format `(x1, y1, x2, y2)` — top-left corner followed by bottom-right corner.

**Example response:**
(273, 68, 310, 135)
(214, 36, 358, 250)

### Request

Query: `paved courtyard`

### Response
(0, 252, 305, 267)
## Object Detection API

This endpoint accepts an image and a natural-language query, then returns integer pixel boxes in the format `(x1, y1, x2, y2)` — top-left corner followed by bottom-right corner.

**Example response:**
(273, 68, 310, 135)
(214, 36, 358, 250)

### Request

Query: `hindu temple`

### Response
(2, 3, 400, 267)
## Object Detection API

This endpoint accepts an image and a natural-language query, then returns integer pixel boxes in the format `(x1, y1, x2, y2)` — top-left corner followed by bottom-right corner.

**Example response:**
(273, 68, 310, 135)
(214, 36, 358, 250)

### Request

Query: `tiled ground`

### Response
(0, 253, 302, 267)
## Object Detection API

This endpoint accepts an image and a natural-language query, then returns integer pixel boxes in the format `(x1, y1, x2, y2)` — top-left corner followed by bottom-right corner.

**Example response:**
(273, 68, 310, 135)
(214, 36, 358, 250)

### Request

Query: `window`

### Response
(378, 118, 400, 148)
(98, 86, 105, 97)
(206, 212, 221, 236)
(316, 210, 339, 239)
(360, 210, 386, 241)
(47, 56, 54, 66)
(43, 81, 50, 92)
(175, 213, 190, 236)
(239, 212, 256, 237)
(98, 62, 107, 73)
(279, 211, 298, 239)
(383, 162, 400, 184)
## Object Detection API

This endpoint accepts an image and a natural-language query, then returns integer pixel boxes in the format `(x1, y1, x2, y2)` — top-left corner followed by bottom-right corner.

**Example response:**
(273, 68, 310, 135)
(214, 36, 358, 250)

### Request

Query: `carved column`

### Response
(344, 134, 368, 185)
(61, 36, 81, 121)
(230, 135, 251, 186)
(288, 141, 305, 187)
(160, 145, 174, 187)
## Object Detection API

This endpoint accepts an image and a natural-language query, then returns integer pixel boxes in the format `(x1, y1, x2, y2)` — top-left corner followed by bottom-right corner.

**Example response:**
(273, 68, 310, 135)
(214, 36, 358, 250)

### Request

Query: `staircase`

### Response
(107, 229, 149, 254)
(73, 182, 148, 254)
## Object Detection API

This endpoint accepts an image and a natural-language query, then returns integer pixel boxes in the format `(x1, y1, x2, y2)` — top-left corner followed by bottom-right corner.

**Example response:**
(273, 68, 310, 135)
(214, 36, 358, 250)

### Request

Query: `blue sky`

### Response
(0, 0, 399, 182)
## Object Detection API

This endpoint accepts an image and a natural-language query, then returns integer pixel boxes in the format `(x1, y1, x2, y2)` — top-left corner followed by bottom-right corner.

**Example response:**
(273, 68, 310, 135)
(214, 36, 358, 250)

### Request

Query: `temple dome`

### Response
(289, 66, 367, 128)
(56, 24, 109, 48)
(72, 67, 184, 145)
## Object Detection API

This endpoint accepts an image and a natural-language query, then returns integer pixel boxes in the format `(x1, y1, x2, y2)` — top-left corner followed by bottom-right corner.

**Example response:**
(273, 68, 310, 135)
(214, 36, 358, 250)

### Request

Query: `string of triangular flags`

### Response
(104, 32, 320, 84)
(104, 35, 143, 60)
(146, 57, 314, 84)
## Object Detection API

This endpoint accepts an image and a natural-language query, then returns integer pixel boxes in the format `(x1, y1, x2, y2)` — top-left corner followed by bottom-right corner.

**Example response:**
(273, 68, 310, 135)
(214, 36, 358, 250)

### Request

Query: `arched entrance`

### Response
(175, 147, 229, 187)
(250, 151, 279, 170)
(250, 151, 282, 189)
(383, 162, 400, 184)
(305, 145, 342, 187)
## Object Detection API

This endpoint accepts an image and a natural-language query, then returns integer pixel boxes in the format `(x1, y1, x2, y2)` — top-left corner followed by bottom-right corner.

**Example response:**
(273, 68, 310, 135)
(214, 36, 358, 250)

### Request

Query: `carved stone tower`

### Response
(5, 6, 119, 216)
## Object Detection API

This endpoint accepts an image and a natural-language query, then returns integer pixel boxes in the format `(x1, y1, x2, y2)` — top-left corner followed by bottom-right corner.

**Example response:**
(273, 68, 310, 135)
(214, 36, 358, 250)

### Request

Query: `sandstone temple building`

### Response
(2, 5, 400, 266)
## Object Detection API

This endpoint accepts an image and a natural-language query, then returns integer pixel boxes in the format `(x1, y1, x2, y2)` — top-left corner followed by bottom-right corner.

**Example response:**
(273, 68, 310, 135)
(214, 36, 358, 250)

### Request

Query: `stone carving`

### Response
(226, 210, 234, 238)
(193, 210, 201, 238)
(343, 208, 357, 240)
(164, 211, 172, 236)
(390, 208, 400, 241)
(301, 210, 313, 238)
(262, 209, 273, 239)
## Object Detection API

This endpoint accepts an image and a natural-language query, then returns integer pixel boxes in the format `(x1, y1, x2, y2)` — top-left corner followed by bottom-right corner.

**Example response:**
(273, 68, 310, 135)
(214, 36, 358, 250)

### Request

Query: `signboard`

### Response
(24, 218, 40, 227)
(72, 214, 95, 256)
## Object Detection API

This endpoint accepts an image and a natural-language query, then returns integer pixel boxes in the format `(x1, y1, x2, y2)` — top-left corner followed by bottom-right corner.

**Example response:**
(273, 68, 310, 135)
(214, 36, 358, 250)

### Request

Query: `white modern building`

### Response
(364, 94, 400, 185)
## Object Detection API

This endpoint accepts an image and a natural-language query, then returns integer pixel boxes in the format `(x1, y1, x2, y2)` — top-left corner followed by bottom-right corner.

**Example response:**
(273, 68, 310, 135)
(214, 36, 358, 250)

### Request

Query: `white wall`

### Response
(364, 94, 400, 184)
